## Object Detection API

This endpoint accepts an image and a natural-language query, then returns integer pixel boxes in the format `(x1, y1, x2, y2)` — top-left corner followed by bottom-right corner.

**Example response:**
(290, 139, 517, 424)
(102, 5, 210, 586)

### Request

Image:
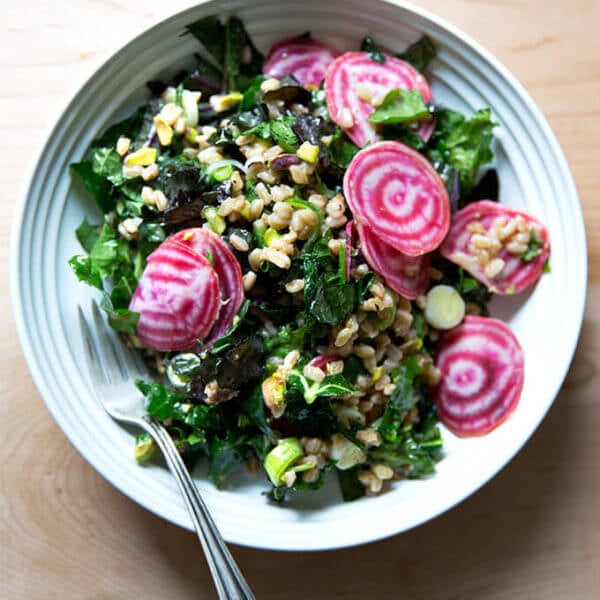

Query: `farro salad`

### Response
(69, 16, 550, 502)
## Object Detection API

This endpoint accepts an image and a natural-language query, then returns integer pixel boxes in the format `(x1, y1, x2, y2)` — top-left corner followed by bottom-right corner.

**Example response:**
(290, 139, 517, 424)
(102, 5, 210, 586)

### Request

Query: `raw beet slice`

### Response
(433, 316, 524, 436)
(356, 221, 430, 300)
(343, 141, 450, 256)
(440, 200, 550, 294)
(324, 51, 434, 148)
(129, 242, 220, 351)
(164, 228, 244, 346)
(263, 36, 339, 87)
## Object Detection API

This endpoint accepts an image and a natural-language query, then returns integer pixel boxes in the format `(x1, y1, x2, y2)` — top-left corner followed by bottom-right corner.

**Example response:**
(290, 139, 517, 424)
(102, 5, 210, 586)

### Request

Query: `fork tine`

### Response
(119, 342, 147, 379)
(90, 299, 148, 381)
(78, 306, 107, 391)
(91, 300, 125, 383)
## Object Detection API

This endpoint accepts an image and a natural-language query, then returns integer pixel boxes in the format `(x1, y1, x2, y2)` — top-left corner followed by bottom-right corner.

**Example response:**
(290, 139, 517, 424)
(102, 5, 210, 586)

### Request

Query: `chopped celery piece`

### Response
(211, 164, 234, 182)
(296, 141, 319, 163)
(264, 227, 281, 247)
(201, 206, 226, 235)
(253, 220, 267, 247)
(134, 432, 157, 463)
(264, 437, 304, 485)
(424, 284, 465, 329)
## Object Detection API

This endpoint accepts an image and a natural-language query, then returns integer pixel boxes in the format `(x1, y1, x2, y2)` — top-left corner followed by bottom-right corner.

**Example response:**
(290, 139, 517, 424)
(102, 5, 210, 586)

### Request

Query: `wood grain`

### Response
(2, 1, 599, 598)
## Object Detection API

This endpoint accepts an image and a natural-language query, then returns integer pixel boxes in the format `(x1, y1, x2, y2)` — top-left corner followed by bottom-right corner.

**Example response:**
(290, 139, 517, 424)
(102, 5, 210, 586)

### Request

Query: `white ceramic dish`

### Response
(11, 0, 586, 550)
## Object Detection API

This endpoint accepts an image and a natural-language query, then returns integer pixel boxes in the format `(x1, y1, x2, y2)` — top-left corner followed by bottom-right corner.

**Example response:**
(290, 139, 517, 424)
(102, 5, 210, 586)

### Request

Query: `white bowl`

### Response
(11, 0, 586, 550)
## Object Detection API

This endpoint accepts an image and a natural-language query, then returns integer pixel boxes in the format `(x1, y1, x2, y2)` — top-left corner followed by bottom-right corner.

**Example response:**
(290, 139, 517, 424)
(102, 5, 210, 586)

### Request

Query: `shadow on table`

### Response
(116, 314, 597, 600)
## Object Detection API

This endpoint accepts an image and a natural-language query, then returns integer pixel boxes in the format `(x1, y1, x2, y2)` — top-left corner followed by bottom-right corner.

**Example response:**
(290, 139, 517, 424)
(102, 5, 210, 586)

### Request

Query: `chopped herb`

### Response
(520, 230, 544, 262)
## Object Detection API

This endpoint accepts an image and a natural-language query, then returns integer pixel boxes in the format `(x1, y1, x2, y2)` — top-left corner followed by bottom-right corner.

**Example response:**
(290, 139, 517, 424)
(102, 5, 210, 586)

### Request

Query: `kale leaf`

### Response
(377, 355, 422, 442)
(70, 161, 114, 213)
(368, 89, 430, 125)
(184, 15, 263, 92)
(92, 106, 146, 148)
(337, 466, 366, 502)
(287, 371, 356, 404)
(397, 35, 437, 72)
(301, 233, 372, 326)
(428, 108, 497, 198)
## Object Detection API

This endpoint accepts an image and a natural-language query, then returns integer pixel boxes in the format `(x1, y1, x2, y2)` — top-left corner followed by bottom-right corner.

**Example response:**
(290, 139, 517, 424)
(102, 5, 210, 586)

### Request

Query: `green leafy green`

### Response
(378, 356, 422, 442)
(370, 426, 442, 478)
(75, 218, 101, 253)
(426, 108, 497, 199)
(184, 16, 226, 68)
(444, 108, 497, 193)
(327, 128, 360, 169)
(208, 430, 252, 485)
(70, 161, 114, 212)
(301, 233, 369, 326)
(397, 35, 437, 72)
(92, 147, 125, 186)
(337, 466, 366, 502)
(184, 15, 263, 92)
(368, 89, 430, 125)
(88, 223, 132, 279)
(100, 293, 139, 335)
(92, 107, 146, 148)
(380, 123, 426, 150)
(361, 35, 385, 64)
(68, 255, 103, 290)
(287, 371, 356, 404)
(244, 117, 299, 152)
(283, 389, 340, 438)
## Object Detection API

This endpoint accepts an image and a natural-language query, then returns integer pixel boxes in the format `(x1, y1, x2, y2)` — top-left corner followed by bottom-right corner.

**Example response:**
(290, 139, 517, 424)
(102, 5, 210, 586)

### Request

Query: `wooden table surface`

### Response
(2, 1, 599, 598)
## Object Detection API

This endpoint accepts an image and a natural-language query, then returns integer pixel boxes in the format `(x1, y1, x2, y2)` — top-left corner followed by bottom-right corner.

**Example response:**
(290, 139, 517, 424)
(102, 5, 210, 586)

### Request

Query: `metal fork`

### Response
(78, 301, 255, 600)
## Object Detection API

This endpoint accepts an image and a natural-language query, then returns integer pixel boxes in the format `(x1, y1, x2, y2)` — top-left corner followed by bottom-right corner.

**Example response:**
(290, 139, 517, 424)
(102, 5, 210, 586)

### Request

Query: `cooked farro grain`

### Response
(248, 248, 263, 270)
(356, 427, 381, 448)
(116, 136, 131, 157)
(262, 247, 291, 269)
(154, 190, 168, 212)
(142, 163, 159, 182)
(284, 279, 305, 294)
(242, 271, 257, 291)
(303, 364, 326, 383)
(230, 233, 250, 252)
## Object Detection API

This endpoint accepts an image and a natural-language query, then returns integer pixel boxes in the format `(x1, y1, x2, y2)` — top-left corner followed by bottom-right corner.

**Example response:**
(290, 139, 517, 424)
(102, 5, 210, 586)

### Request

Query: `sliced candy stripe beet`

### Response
(165, 228, 244, 346)
(308, 354, 342, 373)
(344, 141, 450, 256)
(433, 316, 524, 437)
(440, 200, 550, 294)
(324, 51, 433, 148)
(357, 221, 430, 300)
(263, 37, 339, 87)
(129, 243, 220, 351)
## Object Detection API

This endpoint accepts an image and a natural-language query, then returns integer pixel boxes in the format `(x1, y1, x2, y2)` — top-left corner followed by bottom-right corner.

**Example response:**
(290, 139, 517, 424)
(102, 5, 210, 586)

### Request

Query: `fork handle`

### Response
(143, 417, 255, 600)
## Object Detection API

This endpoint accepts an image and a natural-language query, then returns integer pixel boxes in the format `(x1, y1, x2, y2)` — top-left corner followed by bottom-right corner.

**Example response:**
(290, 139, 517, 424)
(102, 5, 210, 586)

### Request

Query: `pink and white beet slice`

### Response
(440, 200, 550, 294)
(163, 228, 244, 346)
(343, 140, 450, 256)
(129, 241, 221, 352)
(433, 315, 524, 437)
(324, 51, 434, 148)
(356, 221, 430, 299)
(263, 36, 339, 87)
